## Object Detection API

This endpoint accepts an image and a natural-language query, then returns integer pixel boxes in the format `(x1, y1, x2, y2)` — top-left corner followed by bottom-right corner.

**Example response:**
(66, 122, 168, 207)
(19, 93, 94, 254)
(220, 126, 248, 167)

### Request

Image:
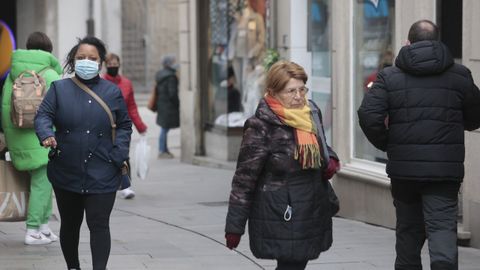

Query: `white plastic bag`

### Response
(133, 136, 151, 180)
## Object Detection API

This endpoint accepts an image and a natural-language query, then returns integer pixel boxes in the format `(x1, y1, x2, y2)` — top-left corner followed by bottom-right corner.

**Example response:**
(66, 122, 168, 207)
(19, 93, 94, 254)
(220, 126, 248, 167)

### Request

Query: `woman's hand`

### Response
(225, 233, 241, 249)
(322, 158, 340, 180)
(42, 137, 57, 148)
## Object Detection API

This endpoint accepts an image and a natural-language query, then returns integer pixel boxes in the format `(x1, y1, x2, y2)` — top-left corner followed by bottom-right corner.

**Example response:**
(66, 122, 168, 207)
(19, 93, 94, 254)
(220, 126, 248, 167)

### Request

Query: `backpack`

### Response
(10, 68, 50, 128)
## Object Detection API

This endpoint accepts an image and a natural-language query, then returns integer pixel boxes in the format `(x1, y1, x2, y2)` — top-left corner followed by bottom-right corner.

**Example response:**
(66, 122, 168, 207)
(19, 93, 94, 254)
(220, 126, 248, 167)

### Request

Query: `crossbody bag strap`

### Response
(309, 101, 330, 165)
(71, 77, 116, 143)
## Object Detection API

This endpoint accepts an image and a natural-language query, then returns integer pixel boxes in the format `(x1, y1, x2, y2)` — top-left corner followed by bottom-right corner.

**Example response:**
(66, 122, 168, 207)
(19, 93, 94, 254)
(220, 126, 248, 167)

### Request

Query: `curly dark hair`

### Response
(64, 36, 107, 74)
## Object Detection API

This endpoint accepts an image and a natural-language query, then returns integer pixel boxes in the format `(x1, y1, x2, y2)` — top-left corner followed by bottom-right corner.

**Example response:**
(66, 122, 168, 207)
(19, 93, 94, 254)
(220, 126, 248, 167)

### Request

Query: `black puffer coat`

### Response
(225, 99, 338, 261)
(358, 41, 480, 182)
(155, 67, 179, 128)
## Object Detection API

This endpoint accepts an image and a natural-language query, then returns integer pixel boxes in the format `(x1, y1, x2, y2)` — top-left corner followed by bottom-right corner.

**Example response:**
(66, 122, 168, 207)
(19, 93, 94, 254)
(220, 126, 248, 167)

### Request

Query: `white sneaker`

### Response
(40, 224, 59, 242)
(120, 187, 135, 199)
(25, 229, 52, 245)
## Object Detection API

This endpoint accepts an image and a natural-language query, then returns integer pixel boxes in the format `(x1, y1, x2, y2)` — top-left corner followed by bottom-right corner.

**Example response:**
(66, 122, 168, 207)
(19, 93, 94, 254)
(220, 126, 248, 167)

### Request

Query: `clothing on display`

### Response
(242, 64, 264, 118)
(228, 4, 265, 91)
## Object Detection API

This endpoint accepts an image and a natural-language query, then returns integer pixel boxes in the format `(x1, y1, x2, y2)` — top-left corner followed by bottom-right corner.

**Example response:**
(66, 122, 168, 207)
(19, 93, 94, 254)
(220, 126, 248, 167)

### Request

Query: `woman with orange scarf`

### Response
(225, 61, 340, 269)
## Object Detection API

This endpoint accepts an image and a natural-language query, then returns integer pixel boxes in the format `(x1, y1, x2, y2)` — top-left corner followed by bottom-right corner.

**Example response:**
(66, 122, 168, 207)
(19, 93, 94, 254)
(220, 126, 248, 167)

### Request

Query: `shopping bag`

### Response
(0, 159, 30, 221)
(327, 181, 339, 217)
(147, 85, 157, 112)
(134, 136, 151, 180)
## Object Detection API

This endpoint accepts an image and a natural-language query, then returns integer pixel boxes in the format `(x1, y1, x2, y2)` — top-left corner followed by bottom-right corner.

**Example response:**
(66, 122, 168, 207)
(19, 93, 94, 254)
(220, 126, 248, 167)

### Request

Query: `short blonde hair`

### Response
(265, 60, 308, 94)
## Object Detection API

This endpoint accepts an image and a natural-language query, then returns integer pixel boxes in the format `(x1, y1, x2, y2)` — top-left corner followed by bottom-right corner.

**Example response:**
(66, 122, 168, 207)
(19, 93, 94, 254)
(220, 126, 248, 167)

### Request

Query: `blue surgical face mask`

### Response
(75, 59, 99, 80)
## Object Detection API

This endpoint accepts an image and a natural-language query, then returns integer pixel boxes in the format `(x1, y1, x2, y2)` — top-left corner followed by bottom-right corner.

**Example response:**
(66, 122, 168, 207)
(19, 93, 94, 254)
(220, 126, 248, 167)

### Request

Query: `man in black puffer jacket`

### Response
(358, 20, 480, 270)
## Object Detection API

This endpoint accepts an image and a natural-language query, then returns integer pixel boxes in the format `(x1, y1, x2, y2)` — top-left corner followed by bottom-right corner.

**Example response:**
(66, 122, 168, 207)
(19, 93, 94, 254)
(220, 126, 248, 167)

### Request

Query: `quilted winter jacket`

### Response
(1, 49, 62, 171)
(34, 76, 132, 194)
(225, 98, 338, 261)
(358, 41, 480, 182)
(155, 67, 179, 129)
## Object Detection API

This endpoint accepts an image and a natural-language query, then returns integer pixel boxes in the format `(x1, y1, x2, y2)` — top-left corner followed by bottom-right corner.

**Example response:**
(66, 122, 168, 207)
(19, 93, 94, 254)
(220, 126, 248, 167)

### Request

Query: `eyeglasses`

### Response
(281, 86, 309, 97)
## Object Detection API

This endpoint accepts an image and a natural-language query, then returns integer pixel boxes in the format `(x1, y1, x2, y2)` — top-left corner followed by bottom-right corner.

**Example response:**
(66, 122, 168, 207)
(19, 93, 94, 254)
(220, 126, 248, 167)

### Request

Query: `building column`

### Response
(462, 0, 480, 249)
(178, 0, 202, 162)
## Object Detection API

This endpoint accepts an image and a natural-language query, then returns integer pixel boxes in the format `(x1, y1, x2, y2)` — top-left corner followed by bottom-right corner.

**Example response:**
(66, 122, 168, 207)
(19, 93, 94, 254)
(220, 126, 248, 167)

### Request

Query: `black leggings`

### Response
(54, 187, 116, 270)
(276, 260, 308, 270)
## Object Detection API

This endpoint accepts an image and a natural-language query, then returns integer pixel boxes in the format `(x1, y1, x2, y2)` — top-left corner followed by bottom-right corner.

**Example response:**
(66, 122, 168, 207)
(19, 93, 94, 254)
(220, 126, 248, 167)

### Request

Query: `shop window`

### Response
(353, 0, 395, 163)
(308, 0, 332, 144)
(207, 0, 269, 129)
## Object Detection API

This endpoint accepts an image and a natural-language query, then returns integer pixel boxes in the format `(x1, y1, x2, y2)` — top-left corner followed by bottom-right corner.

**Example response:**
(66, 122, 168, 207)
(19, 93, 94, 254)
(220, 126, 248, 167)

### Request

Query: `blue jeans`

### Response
(159, 127, 170, 153)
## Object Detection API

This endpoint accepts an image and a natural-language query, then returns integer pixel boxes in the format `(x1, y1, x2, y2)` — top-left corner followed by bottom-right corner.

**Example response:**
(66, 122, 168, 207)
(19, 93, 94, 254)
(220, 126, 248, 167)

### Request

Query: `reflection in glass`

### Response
(208, 0, 268, 128)
(354, 0, 395, 163)
(309, 0, 332, 144)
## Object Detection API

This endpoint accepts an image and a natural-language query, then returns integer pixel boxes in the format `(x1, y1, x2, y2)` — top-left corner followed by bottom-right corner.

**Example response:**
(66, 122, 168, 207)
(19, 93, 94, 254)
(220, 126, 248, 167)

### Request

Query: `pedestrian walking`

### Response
(153, 55, 179, 159)
(1, 31, 62, 245)
(225, 60, 340, 270)
(358, 20, 480, 270)
(34, 36, 132, 270)
(103, 52, 147, 199)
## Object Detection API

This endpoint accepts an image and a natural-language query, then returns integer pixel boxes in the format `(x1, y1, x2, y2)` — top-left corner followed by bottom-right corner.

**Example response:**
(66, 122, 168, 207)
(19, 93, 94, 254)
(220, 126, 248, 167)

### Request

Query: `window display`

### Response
(208, 0, 269, 128)
(309, 0, 332, 144)
(353, 0, 395, 162)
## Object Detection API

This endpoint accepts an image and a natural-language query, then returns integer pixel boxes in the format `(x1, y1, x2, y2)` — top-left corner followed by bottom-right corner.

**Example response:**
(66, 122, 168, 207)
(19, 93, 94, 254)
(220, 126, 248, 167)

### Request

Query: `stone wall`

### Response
(121, 0, 179, 91)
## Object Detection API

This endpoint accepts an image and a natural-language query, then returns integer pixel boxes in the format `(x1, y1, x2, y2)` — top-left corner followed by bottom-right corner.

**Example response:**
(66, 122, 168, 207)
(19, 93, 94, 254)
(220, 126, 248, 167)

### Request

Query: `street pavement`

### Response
(1, 104, 480, 270)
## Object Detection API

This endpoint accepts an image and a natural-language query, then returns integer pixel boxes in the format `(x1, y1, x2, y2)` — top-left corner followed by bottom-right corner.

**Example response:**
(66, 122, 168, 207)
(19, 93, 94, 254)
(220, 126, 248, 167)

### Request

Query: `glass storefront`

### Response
(353, 0, 395, 163)
(308, 0, 332, 144)
(207, 0, 269, 129)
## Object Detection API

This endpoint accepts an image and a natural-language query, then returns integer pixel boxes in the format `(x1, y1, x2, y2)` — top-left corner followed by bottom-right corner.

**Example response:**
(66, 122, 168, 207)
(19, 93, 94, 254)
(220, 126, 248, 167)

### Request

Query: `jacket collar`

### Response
(255, 98, 285, 126)
(395, 40, 454, 76)
(103, 73, 122, 84)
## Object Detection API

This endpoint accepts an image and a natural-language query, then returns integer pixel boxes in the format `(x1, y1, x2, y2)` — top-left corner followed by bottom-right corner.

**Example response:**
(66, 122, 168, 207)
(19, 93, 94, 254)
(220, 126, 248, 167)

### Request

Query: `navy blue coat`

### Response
(35, 76, 132, 194)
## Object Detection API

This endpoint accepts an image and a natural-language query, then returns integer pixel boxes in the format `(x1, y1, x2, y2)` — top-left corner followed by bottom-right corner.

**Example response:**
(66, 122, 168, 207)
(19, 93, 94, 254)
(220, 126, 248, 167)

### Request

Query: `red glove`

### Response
(322, 158, 340, 180)
(225, 233, 241, 249)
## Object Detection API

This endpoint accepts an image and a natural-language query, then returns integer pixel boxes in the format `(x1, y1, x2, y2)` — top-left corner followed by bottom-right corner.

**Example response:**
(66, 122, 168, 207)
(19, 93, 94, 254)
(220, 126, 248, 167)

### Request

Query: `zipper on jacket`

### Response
(283, 181, 292, 222)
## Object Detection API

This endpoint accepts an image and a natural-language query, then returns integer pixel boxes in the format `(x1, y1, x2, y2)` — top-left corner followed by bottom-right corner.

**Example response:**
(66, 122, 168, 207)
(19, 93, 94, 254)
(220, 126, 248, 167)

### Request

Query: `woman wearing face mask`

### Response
(102, 53, 147, 199)
(34, 36, 132, 270)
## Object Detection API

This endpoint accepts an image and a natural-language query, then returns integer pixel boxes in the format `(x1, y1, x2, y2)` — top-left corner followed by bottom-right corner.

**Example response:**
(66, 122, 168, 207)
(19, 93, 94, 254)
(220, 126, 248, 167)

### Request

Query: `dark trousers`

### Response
(391, 180, 460, 270)
(276, 260, 308, 270)
(54, 187, 116, 270)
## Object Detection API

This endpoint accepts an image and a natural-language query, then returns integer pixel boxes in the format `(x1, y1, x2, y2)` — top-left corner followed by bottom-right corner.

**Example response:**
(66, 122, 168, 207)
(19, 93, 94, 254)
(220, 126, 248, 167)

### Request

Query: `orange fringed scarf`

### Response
(265, 95, 322, 169)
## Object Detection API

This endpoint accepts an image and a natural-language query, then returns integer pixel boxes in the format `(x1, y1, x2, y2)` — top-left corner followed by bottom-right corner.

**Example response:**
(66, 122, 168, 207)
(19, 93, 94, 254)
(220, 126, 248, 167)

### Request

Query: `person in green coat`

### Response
(1, 32, 62, 245)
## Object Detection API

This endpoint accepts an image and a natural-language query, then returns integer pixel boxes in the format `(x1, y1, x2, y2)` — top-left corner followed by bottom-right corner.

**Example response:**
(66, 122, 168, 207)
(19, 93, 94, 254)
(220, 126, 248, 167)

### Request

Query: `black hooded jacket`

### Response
(358, 41, 480, 182)
(155, 67, 179, 128)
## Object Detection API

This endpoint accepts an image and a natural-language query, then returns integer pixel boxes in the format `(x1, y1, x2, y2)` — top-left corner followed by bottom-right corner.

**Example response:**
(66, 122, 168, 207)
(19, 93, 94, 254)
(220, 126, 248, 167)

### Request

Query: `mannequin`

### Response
(228, 0, 265, 92)
(242, 64, 265, 118)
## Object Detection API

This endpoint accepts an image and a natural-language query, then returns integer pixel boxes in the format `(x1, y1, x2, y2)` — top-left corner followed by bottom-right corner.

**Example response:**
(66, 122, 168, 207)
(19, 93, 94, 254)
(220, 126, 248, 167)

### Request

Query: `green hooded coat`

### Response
(1, 49, 62, 171)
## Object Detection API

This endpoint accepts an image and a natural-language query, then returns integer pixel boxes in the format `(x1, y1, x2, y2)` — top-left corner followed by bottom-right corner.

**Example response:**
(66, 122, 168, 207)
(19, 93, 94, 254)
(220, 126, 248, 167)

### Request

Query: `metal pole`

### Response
(87, 0, 95, 36)
(144, 0, 149, 88)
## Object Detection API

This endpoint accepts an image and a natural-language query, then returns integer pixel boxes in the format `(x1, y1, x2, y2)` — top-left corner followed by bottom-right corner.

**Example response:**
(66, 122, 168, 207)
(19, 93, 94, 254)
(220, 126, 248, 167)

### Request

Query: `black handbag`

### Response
(71, 77, 131, 190)
(309, 101, 340, 217)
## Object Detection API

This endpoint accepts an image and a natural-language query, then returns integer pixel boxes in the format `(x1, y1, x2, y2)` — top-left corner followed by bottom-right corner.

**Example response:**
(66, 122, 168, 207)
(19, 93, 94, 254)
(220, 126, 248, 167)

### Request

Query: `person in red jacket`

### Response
(103, 53, 147, 199)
